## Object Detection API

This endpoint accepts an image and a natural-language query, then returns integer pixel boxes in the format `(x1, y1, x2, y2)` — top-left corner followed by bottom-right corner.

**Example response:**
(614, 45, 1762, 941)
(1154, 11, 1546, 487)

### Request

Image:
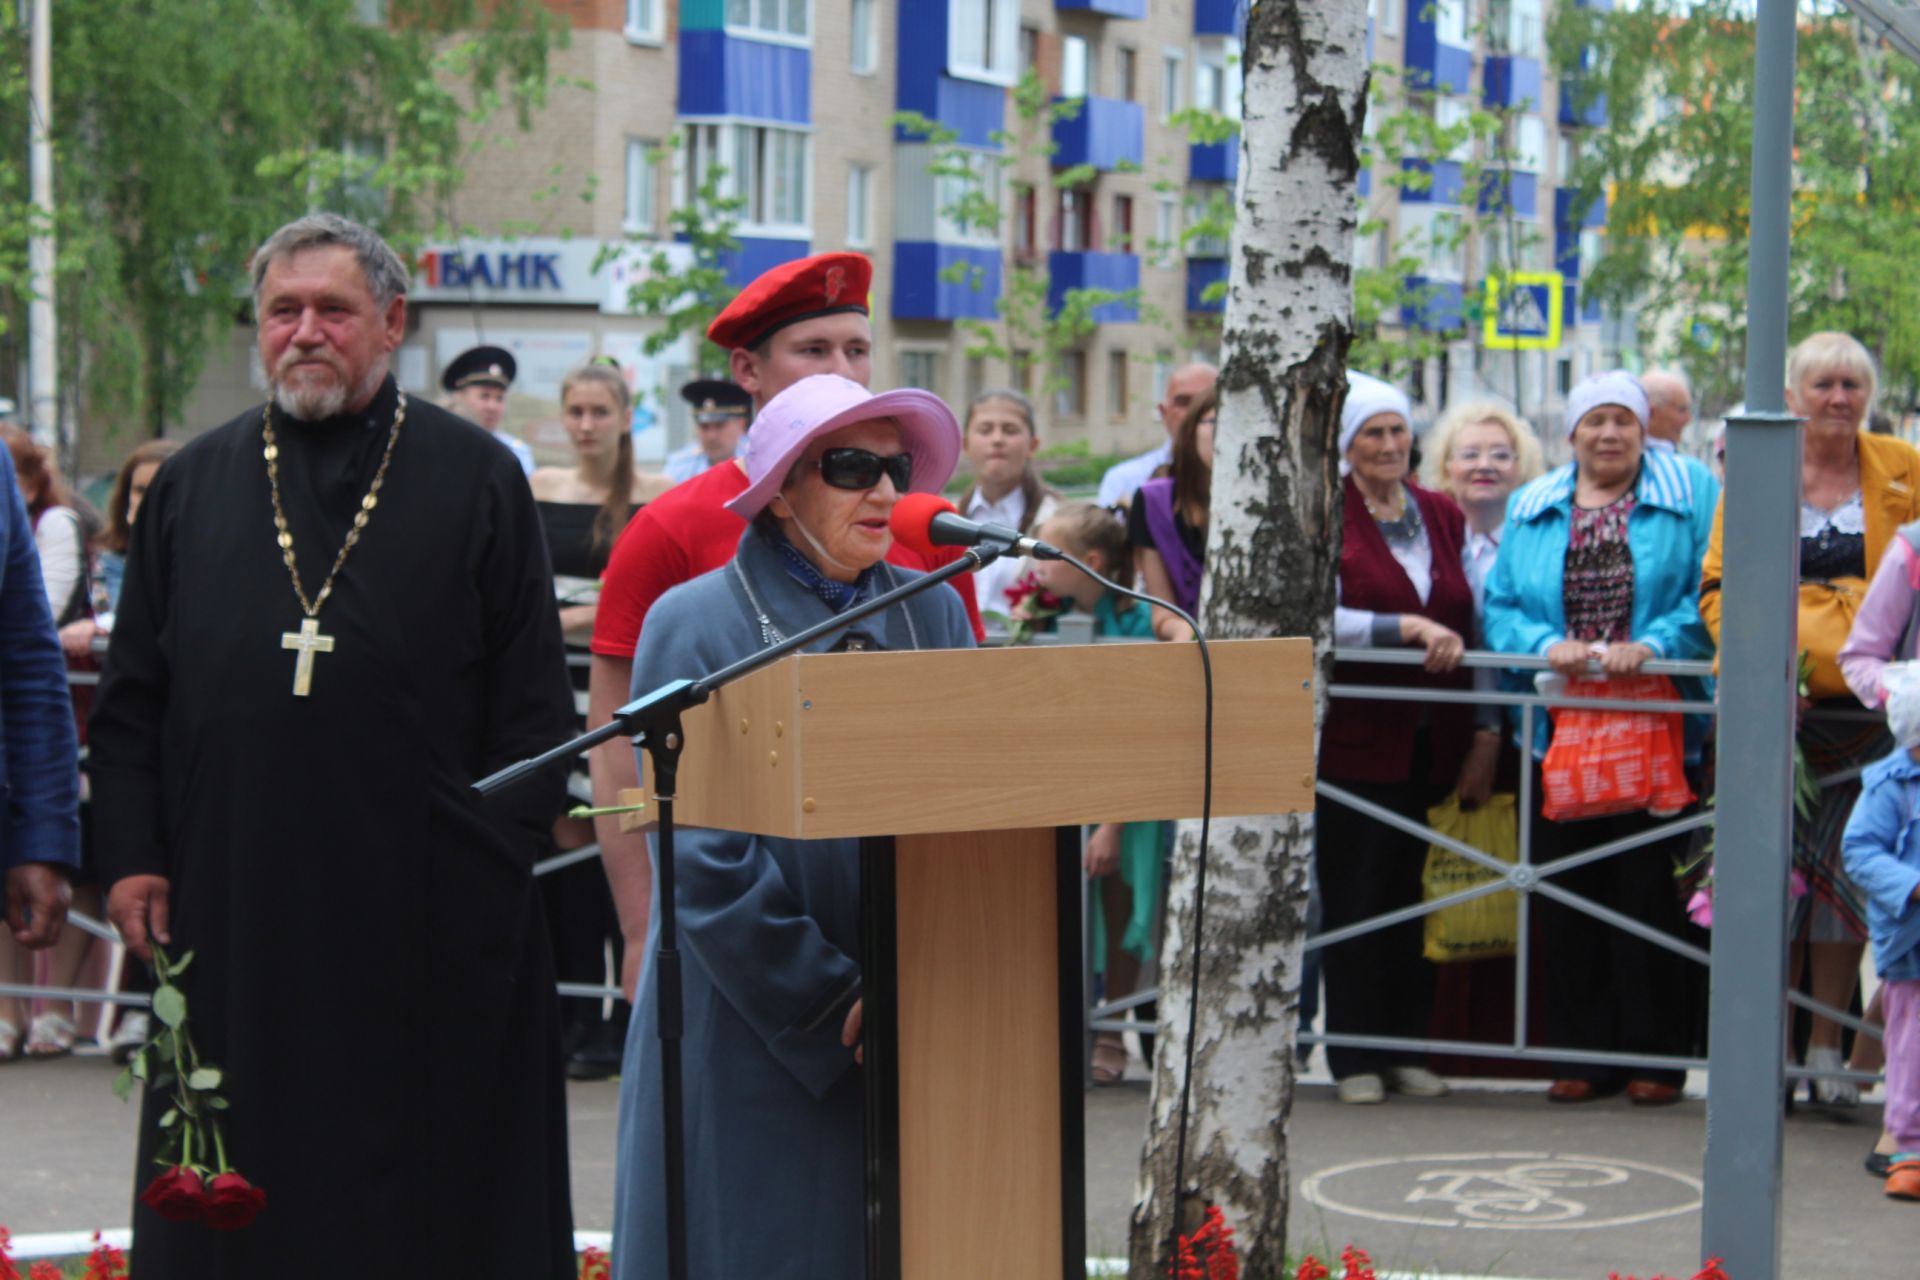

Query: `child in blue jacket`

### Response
(1841, 662, 1920, 1199)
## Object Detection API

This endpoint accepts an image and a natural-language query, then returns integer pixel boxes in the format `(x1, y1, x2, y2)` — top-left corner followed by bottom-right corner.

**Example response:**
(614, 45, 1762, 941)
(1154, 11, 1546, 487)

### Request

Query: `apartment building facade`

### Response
(164, 0, 1624, 469)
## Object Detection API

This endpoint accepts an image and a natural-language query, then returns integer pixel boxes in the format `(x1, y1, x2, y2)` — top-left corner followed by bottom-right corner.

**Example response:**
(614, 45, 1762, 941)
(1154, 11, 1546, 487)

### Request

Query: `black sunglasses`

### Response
(816, 447, 912, 492)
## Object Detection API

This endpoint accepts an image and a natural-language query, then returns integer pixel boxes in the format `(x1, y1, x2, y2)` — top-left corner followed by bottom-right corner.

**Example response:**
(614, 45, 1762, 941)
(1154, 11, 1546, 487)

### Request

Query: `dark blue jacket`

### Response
(0, 467, 79, 870)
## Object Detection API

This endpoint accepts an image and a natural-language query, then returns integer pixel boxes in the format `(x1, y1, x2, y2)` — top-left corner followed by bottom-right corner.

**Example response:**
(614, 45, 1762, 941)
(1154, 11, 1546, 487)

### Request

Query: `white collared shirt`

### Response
(1096, 441, 1173, 508)
(965, 486, 1030, 617)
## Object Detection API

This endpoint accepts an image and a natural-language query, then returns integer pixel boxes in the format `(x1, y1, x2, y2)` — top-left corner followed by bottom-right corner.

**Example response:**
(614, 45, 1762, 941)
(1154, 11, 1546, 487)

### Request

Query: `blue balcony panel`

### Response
(1195, 0, 1245, 36)
(1359, 167, 1372, 198)
(891, 243, 1002, 321)
(1052, 96, 1145, 172)
(1404, 0, 1472, 95)
(1400, 276, 1467, 332)
(1190, 136, 1240, 185)
(720, 237, 812, 289)
(1477, 169, 1538, 219)
(1563, 283, 1580, 328)
(1398, 158, 1466, 206)
(1047, 251, 1141, 323)
(1187, 257, 1229, 314)
(678, 31, 811, 124)
(894, 1, 1007, 149)
(1483, 55, 1542, 110)
(1057, 0, 1148, 15)
(1559, 80, 1607, 126)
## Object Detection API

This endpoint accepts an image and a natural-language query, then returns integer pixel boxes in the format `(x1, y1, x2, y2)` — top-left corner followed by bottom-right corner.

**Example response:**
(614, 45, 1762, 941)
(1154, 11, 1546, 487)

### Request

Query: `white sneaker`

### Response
(108, 1011, 149, 1065)
(1337, 1073, 1387, 1104)
(1385, 1065, 1451, 1098)
(1807, 1046, 1860, 1107)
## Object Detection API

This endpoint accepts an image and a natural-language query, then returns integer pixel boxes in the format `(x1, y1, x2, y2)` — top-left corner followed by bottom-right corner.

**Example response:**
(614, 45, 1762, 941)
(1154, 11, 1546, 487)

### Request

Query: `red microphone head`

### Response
(889, 492, 958, 557)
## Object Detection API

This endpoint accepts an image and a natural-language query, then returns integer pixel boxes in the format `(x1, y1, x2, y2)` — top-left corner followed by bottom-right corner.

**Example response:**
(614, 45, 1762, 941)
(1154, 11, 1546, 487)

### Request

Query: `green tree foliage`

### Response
(0, 0, 564, 433)
(613, 137, 744, 379)
(1551, 0, 1920, 409)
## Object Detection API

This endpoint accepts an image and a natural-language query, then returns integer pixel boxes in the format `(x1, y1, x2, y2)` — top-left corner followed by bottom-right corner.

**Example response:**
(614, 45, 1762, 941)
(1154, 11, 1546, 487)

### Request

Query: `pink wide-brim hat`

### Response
(723, 373, 963, 520)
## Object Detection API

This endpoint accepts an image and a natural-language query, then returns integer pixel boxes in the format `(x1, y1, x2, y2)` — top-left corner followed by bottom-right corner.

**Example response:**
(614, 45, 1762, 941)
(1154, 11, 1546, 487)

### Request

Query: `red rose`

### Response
(138, 1166, 207, 1222)
(204, 1173, 267, 1231)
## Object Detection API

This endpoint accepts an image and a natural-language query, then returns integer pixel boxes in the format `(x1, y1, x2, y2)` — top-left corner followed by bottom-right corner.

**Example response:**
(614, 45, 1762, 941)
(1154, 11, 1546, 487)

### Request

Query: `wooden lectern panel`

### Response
(659, 637, 1314, 839)
(889, 828, 1077, 1280)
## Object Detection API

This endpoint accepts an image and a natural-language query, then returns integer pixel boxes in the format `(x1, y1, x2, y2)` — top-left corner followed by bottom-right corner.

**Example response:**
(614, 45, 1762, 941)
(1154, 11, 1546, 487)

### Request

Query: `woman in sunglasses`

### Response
(609, 373, 970, 1280)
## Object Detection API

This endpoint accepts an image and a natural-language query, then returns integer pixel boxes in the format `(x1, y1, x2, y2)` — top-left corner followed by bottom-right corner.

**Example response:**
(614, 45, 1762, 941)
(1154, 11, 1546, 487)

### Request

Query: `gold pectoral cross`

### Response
(280, 617, 336, 697)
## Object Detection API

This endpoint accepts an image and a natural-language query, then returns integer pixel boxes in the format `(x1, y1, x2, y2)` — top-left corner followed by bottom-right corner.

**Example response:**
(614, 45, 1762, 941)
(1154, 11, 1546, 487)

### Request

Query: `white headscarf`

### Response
(1341, 371, 1414, 459)
(1564, 369, 1650, 439)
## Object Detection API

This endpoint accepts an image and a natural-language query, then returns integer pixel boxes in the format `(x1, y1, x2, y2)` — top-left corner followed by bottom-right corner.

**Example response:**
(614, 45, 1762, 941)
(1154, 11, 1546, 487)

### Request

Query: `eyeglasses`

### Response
(1453, 447, 1516, 466)
(816, 447, 913, 492)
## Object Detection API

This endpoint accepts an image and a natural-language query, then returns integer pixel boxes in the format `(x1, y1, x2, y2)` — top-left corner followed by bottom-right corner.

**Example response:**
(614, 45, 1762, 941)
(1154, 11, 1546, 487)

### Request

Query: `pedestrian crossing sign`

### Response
(1483, 272, 1564, 350)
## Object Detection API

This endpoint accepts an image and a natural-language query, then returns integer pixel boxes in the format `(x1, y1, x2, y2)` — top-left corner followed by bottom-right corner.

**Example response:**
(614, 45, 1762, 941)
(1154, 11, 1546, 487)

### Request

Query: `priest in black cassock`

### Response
(90, 213, 579, 1278)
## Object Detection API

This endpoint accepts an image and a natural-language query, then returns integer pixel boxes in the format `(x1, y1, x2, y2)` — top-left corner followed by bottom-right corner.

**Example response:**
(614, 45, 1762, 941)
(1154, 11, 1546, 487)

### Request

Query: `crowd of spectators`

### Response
(8, 328, 1915, 1180)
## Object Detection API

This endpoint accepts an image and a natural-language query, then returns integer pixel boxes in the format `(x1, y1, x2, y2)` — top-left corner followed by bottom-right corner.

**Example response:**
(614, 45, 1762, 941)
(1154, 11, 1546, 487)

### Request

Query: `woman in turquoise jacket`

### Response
(1482, 370, 1718, 1106)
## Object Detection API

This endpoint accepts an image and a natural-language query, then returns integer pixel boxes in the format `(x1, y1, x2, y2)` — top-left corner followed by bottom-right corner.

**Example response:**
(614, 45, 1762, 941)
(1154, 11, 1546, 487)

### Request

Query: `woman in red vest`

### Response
(1316, 372, 1476, 1105)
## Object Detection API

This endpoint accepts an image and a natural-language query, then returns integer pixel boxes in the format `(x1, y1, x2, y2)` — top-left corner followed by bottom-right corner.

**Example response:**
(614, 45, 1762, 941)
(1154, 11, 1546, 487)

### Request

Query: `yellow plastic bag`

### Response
(1422, 793, 1520, 963)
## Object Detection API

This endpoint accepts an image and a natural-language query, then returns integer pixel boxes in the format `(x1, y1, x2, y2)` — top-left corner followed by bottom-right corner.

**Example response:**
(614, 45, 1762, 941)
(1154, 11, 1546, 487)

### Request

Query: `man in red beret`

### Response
(582, 252, 983, 998)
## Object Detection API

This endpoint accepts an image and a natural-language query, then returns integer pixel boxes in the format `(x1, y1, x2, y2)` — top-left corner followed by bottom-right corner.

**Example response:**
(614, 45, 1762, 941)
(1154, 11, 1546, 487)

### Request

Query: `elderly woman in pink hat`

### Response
(610, 373, 970, 1280)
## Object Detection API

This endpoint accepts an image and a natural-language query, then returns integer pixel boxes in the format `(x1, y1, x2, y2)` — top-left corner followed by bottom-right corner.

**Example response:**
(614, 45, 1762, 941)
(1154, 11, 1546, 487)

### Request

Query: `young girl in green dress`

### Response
(1032, 502, 1164, 1083)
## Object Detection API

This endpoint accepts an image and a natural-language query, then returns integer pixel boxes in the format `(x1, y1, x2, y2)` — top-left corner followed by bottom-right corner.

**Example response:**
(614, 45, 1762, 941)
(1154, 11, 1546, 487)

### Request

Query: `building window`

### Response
(1021, 25, 1040, 72)
(1434, 0, 1469, 47)
(1107, 351, 1130, 422)
(726, 0, 809, 41)
(933, 149, 1003, 246)
(683, 122, 811, 235)
(1194, 40, 1242, 121)
(1557, 130, 1582, 178)
(1117, 47, 1138, 102)
(900, 350, 941, 392)
(1185, 196, 1228, 257)
(624, 138, 658, 233)
(1053, 351, 1087, 420)
(1373, 0, 1400, 39)
(966, 355, 987, 403)
(625, 0, 663, 42)
(846, 163, 873, 247)
(1014, 185, 1038, 257)
(949, 0, 1018, 85)
(1111, 194, 1134, 252)
(1432, 96, 1474, 165)
(1161, 49, 1185, 120)
(1061, 35, 1092, 99)
(1057, 189, 1096, 252)
(1501, 114, 1546, 172)
(1154, 195, 1178, 266)
(850, 0, 876, 71)
(1487, 0, 1543, 58)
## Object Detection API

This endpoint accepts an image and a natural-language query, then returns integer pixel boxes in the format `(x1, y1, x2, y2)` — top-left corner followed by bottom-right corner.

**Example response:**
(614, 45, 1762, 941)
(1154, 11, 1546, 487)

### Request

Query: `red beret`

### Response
(706, 252, 873, 352)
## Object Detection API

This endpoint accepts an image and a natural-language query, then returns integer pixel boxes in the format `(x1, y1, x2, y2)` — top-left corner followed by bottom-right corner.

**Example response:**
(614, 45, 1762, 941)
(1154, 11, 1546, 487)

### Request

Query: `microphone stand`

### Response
(474, 543, 999, 1280)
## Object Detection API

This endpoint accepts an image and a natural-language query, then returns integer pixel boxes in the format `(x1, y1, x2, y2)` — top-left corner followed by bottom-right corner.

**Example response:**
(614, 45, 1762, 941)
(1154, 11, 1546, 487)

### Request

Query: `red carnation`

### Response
(204, 1173, 268, 1231)
(138, 1167, 207, 1223)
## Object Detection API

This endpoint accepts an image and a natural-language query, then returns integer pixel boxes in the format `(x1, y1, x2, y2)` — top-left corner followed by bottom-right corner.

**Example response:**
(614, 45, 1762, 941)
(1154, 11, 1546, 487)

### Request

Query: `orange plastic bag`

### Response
(1540, 674, 1695, 822)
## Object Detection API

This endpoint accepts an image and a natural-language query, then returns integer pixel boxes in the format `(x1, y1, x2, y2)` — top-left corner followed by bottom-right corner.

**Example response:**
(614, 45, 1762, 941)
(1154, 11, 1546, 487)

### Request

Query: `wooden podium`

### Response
(646, 638, 1314, 1279)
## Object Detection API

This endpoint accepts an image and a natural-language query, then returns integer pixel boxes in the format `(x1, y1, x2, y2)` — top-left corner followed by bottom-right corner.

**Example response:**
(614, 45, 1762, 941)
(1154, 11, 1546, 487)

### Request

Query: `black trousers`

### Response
(1315, 758, 1445, 1080)
(1529, 781, 1699, 1087)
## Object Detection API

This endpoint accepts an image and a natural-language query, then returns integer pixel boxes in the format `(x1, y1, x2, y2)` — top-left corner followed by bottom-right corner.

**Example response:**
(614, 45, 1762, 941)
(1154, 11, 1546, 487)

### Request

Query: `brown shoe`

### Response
(1627, 1080, 1682, 1107)
(1547, 1079, 1596, 1103)
(1885, 1157, 1920, 1201)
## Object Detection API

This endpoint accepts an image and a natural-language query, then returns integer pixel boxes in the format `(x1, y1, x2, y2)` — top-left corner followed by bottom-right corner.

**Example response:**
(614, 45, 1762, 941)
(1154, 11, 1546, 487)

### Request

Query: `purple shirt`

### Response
(1841, 534, 1920, 708)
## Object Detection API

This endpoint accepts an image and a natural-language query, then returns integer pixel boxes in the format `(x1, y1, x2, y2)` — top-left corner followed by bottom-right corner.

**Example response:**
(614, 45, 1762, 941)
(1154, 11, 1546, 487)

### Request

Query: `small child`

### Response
(1841, 662, 1920, 1199)
(1030, 502, 1162, 1083)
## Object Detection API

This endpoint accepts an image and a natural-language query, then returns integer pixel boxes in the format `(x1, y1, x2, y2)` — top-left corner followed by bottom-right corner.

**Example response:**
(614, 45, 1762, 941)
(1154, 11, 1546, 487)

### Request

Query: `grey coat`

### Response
(612, 528, 975, 1280)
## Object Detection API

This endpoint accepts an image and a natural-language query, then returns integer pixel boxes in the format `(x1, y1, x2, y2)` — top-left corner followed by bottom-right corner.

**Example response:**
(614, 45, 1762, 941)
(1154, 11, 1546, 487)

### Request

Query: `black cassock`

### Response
(91, 377, 578, 1278)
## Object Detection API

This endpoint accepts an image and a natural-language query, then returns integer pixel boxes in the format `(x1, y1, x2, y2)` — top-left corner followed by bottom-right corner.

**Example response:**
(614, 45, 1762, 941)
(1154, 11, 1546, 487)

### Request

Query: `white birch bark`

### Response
(1127, 0, 1369, 1275)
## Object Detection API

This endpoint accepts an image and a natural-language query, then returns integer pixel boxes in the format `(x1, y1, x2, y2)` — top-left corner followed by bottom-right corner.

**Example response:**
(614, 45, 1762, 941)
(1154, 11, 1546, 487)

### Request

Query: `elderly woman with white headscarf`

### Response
(1484, 369, 1718, 1107)
(1317, 371, 1477, 1106)
(610, 373, 972, 1280)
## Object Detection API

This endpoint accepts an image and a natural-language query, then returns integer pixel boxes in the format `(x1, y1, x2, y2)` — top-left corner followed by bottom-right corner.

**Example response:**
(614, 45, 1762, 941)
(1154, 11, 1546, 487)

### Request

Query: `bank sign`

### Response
(410, 238, 692, 312)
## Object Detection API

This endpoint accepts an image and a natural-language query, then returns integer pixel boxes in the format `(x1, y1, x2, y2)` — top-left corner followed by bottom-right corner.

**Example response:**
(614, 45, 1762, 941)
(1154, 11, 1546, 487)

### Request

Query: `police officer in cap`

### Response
(663, 378, 751, 483)
(443, 344, 534, 475)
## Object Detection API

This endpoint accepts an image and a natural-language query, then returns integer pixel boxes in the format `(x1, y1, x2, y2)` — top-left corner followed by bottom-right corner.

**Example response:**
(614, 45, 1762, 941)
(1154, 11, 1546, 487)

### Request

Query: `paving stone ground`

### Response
(0, 1049, 1901, 1277)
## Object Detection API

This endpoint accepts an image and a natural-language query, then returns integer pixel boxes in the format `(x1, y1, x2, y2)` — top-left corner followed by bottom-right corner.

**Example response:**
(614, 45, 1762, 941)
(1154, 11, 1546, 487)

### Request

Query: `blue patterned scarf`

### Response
(764, 528, 879, 612)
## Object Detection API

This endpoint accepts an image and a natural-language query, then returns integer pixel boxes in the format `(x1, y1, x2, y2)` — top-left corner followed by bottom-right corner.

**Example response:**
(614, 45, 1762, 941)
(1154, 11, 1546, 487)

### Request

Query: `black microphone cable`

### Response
(1054, 551, 1213, 1266)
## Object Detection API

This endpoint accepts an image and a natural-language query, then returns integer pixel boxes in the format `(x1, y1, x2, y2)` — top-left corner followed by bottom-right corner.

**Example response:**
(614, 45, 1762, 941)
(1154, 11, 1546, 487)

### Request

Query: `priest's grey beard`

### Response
(272, 357, 389, 421)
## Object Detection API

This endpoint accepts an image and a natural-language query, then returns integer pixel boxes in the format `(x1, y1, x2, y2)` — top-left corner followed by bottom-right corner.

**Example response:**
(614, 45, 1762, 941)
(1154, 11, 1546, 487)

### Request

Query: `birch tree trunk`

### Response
(1127, 1, 1368, 1275)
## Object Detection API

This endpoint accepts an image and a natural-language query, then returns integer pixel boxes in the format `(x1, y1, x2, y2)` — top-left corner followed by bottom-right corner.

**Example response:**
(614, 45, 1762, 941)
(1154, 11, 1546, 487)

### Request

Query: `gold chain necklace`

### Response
(263, 390, 407, 695)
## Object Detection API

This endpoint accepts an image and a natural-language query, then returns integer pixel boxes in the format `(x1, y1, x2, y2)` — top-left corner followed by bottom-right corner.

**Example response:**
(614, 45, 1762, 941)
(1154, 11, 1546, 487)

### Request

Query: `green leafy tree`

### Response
(612, 137, 745, 380)
(1551, 0, 1920, 409)
(0, 0, 565, 435)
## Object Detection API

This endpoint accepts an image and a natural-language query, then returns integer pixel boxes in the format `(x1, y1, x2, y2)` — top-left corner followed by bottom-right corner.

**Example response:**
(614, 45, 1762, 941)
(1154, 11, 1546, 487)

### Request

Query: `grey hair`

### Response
(250, 213, 410, 312)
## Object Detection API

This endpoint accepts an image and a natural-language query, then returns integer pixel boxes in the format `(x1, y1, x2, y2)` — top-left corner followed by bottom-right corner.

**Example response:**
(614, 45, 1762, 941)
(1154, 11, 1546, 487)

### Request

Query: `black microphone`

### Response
(890, 493, 1065, 560)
